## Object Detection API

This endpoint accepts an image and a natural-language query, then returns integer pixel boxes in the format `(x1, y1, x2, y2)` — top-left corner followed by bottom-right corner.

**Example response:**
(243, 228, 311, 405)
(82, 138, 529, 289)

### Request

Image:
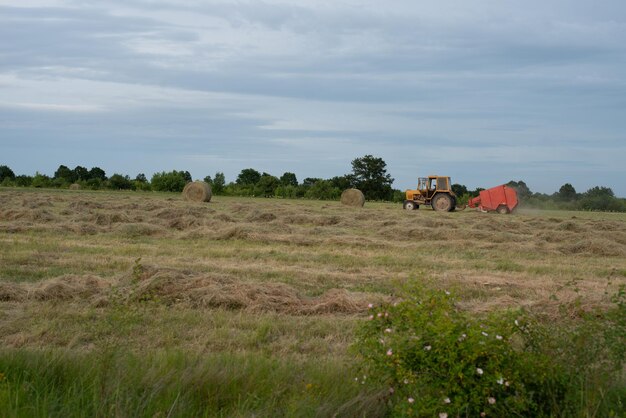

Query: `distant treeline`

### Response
(1, 158, 625, 212)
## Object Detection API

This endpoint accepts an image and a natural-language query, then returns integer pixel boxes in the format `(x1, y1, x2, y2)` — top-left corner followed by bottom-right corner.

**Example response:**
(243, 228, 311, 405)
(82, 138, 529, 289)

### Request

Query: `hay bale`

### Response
(182, 181, 212, 202)
(69, 183, 81, 190)
(340, 189, 365, 207)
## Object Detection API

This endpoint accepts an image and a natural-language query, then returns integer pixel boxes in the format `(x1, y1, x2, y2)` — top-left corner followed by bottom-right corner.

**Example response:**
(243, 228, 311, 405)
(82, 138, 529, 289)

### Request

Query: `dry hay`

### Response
(340, 189, 365, 207)
(182, 181, 212, 202)
(68, 200, 103, 211)
(0, 275, 111, 302)
(560, 239, 625, 257)
(123, 268, 385, 315)
(115, 223, 165, 237)
(0, 268, 387, 315)
(32, 275, 111, 301)
(69, 183, 81, 190)
(0, 282, 28, 301)
(247, 211, 277, 222)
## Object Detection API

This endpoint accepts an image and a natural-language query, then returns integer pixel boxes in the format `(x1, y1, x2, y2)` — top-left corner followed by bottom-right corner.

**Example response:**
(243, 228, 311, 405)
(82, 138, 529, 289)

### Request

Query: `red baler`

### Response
(468, 185, 518, 214)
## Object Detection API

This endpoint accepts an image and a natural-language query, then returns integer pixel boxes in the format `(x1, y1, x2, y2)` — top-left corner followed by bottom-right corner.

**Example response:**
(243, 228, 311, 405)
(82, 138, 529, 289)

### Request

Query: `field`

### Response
(1, 188, 625, 416)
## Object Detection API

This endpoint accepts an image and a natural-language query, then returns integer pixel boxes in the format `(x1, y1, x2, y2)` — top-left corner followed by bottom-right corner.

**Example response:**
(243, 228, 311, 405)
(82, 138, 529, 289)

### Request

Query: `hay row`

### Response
(0, 268, 386, 315)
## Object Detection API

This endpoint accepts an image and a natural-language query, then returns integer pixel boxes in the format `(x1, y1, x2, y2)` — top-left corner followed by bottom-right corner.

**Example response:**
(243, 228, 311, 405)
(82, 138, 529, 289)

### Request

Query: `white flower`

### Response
(505, 381, 510, 387)
(403, 379, 409, 384)
(354, 377, 358, 381)
(368, 303, 373, 309)
(424, 345, 432, 351)
(445, 290, 451, 295)
(515, 319, 519, 326)
(458, 333, 466, 342)
(389, 387, 394, 394)
(408, 397, 415, 403)
(368, 315, 374, 320)
(480, 413, 486, 417)
(476, 368, 484, 375)
(384, 312, 389, 317)
(488, 397, 496, 404)
(384, 328, 392, 333)
(386, 349, 393, 356)
(497, 377, 504, 385)
(481, 331, 488, 337)
(496, 335, 503, 340)
(377, 312, 383, 318)
(439, 413, 448, 418)
(379, 338, 385, 344)
(443, 397, 451, 404)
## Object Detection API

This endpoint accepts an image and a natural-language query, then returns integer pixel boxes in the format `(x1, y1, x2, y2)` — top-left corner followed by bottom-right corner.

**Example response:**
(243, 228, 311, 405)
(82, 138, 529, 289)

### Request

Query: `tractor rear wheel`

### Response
(403, 200, 418, 210)
(433, 194, 453, 212)
(496, 205, 509, 214)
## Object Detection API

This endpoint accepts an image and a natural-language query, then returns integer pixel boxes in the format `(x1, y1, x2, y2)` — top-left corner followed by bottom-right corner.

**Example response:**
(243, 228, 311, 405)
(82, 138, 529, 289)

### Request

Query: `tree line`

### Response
(1, 158, 625, 212)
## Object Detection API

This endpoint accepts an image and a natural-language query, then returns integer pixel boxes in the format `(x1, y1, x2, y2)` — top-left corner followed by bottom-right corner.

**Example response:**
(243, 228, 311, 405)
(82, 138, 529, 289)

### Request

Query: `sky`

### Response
(1, 0, 625, 196)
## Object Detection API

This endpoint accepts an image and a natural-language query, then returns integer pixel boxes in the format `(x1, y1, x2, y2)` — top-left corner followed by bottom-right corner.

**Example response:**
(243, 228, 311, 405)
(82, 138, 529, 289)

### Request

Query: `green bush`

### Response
(150, 171, 189, 192)
(354, 283, 625, 417)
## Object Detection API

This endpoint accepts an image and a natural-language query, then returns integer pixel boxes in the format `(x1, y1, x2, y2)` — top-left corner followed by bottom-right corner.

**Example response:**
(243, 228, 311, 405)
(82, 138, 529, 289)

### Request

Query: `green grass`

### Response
(0, 349, 383, 418)
(1, 188, 625, 416)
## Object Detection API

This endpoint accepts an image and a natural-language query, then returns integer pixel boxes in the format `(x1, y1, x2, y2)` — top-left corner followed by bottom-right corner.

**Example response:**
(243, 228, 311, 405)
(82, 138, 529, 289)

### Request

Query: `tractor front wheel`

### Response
(403, 200, 418, 210)
(496, 205, 510, 214)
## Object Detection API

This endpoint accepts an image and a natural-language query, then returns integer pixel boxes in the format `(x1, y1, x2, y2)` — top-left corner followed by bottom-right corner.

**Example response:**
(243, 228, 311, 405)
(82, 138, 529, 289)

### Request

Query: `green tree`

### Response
(213, 172, 226, 195)
(558, 183, 577, 201)
(54, 165, 76, 184)
(151, 171, 188, 192)
(107, 174, 132, 190)
(280, 172, 298, 187)
(15, 175, 33, 187)
(31, 172, 51, 188)
(236, 168, 261, 186)
(255, 174, 280, 197)
(73, 166, 89, 181)
(451, 183, 468, 197)
(350, 155, 394, 200)
(329, 175, 353, 191)
(88, 167, 107, 181)
(506, 180, 531, 200)
(0, 165, 15, 182)
(302, 177, 323, 187)
(304, 180, 341, 200)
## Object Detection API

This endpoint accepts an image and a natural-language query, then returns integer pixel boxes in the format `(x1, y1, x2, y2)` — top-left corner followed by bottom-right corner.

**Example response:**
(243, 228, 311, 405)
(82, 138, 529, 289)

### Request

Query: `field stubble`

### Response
(0, 188, 625, 415)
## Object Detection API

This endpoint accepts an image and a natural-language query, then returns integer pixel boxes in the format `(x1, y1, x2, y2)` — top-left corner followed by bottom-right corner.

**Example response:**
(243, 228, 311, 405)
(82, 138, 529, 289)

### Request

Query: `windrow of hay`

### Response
(0, 275, 111, 302)
(340, 189, 365, 207)
(182, 181, 212, 202)
(0, 268, 387, 315)
(69, 183, 81, 190)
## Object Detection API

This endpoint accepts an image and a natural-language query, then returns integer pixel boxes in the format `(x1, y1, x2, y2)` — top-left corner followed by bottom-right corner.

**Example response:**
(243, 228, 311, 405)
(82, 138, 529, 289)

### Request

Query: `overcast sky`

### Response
(1, 0, 625, 196)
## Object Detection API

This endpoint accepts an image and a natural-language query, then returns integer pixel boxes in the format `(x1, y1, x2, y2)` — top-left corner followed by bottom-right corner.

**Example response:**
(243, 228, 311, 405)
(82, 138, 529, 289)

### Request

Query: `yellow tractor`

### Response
(403, 176, 458, 212)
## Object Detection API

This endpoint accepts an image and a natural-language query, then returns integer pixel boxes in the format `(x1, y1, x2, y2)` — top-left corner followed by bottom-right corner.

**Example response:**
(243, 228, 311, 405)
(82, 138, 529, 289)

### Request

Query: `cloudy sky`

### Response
(1, 0, 625, 196)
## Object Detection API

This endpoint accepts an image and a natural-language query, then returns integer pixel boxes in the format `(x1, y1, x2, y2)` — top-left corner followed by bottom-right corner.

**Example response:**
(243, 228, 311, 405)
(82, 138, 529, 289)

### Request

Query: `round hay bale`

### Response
(182, 181, 212, 202)
(69, 183, 81, 190)
(340, 188, 365, 207)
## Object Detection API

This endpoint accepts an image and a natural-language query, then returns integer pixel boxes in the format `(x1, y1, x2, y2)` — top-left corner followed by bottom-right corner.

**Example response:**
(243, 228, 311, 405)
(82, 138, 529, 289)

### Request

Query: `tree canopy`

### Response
(350, 155, 394, 200)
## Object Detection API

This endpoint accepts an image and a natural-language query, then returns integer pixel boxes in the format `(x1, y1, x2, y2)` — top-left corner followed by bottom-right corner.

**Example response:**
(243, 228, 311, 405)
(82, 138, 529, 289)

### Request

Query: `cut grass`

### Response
(1, 188, 625, 415)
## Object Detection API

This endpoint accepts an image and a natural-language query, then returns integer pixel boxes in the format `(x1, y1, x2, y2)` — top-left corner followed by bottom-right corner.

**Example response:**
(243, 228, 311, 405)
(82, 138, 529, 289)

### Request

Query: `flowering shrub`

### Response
(355, 287, 531, 416)
(353, 283, 625, 417)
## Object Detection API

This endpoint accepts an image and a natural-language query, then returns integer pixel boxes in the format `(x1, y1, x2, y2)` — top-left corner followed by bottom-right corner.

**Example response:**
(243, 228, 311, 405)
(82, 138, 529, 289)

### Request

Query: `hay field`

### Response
(1, 187, 625, 415)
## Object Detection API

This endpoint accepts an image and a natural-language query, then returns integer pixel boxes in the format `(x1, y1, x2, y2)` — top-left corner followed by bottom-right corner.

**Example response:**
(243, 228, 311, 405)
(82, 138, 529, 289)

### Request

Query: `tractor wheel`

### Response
(403, 200, 418, 211)
(433, 194, 453, 212)
(496, 205, 509, 214)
